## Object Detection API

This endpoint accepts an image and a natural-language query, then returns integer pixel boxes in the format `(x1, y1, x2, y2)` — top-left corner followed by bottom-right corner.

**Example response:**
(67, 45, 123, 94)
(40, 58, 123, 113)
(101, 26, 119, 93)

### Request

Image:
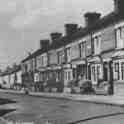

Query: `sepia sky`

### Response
(0, 0, 113, 69)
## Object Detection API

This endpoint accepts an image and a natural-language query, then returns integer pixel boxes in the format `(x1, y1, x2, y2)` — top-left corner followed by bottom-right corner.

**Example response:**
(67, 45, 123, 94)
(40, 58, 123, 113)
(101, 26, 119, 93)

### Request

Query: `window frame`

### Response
(79, 41, 86, 58)
(66, 47, 71, 62)
(121, 62, 124, 80)
(114, 62, 120, 80)
(93, 35, 101, 54)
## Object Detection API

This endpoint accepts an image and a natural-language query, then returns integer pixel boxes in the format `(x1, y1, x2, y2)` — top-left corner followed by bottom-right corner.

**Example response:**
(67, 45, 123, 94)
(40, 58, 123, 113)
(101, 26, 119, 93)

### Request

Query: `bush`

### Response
(66, 79, 78, 88)
(80, 80, 95, 94)
(24, 88, 29, 94)
(98, 79, 104, 86)
(56, 81, 64, 93)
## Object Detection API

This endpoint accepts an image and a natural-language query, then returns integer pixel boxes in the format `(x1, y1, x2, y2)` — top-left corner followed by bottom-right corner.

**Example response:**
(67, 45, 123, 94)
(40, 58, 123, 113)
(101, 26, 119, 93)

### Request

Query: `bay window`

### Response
(113, 61, 124, 81)
(64, 69, 72, 81)
(91, 64, 102, 84)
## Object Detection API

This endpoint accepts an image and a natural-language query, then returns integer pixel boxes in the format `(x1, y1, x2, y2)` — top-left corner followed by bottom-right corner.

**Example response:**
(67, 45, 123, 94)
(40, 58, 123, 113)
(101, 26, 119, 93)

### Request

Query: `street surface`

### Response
(0, 92, 124, 124)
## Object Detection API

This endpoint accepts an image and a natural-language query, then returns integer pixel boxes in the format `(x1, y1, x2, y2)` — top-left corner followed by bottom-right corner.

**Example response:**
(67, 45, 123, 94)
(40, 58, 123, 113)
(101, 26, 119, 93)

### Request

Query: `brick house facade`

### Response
(16, 0, 124, 94)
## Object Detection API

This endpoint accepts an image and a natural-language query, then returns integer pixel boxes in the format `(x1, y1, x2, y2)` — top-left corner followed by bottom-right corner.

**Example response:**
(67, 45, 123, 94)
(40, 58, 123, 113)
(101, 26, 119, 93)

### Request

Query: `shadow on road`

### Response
(69, 112, 124, 124)
(0, 109, 16, 116)
(0, 98, 16, 105)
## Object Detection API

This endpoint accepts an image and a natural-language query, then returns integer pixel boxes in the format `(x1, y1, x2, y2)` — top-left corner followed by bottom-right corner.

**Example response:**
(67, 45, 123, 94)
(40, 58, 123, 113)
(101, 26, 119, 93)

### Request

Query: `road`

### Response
(0, 92, 124, 124)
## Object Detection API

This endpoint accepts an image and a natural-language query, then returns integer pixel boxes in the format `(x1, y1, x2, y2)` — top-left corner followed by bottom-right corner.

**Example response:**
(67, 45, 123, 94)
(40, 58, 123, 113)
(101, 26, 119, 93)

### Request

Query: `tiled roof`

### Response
(21, 11, 124, 62)
(21, 47, 48, 63)
(49, 12, 120, 50)
(0, 65, 21, 76)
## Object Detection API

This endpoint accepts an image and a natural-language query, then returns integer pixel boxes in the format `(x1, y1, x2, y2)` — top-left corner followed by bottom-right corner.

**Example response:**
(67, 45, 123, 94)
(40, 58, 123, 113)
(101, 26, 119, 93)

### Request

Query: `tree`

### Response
(6, 65, 11, 72)
(13, 63, 18, 69)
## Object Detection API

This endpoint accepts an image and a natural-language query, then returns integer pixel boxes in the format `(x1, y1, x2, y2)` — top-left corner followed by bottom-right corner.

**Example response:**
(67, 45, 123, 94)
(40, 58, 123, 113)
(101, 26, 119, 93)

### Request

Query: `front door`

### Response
(103, 62, 108, 81)
(88, 65, 91, 80)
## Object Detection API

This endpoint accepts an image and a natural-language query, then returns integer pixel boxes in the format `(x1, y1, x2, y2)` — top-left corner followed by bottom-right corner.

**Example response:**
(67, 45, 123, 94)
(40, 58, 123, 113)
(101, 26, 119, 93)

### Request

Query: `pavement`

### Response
(0, 89, 124, 107)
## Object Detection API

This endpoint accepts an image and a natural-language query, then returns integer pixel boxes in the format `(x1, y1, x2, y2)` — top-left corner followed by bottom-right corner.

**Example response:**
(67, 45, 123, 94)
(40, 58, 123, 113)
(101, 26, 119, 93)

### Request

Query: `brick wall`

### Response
(101, 25, 115, 52)
(48, 50, 58, 65)
(71, 43, 80, 60)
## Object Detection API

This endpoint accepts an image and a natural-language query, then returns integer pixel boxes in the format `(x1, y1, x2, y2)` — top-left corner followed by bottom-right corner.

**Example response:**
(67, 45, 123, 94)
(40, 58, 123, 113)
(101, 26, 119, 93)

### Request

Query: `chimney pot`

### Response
(113, 0, 124, 14)
(40, 39, 49, 50)
(50, 32, 62, 42)
(64, 23, 78, 36)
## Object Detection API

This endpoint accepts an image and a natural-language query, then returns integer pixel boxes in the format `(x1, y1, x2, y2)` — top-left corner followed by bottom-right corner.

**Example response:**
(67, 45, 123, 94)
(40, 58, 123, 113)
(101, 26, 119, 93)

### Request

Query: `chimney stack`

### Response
(50, 32, 62, 42)
(113, 0, 124, 14)
(64, 23, 78, 36)
(84, 12, 101, 27)
(40, 39, 49, 50)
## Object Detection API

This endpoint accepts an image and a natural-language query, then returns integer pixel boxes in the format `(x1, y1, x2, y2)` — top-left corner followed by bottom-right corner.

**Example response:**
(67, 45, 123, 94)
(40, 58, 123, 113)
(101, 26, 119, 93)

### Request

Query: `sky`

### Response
(0, 0, 113, 70)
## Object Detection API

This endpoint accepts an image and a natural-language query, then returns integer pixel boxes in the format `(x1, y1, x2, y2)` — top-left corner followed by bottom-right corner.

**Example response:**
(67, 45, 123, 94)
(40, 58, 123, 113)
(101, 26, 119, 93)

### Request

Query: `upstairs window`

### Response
(37, 56, 41, 68)
(58, 51, 64, 64)
(41, 55, 45, 66)
(79, 41, 86, 58)
(93, 35, 101, 55)
(66, 47, 71, 63)
(116, 27, 124, 49)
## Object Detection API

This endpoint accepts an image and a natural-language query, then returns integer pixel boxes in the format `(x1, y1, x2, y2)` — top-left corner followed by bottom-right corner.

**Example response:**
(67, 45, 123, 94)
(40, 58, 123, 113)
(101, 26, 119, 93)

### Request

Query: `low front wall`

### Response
(114, 81, 124, 96)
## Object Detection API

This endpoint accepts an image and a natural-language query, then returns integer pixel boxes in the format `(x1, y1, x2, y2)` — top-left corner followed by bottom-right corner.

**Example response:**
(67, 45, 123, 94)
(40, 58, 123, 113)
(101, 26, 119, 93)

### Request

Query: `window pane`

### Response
(97, 66, 100, 80)
(116, 28, 121, 40)
(121, 27, 124, 39)
(115, 63, 119, 72)
(121, 62, 124, 80)
(115, 62, 119, 80)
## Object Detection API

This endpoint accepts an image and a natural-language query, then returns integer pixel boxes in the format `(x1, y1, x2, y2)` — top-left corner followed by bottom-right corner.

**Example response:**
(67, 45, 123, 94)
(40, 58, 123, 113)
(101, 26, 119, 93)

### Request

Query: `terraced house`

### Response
(4, 0, 123, 95)
(0, 65, 22, 89)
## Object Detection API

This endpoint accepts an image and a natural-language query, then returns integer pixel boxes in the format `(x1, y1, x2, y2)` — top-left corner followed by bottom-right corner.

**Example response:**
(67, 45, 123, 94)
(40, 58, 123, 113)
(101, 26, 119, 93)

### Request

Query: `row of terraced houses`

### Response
(1, 0, 124, 95)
